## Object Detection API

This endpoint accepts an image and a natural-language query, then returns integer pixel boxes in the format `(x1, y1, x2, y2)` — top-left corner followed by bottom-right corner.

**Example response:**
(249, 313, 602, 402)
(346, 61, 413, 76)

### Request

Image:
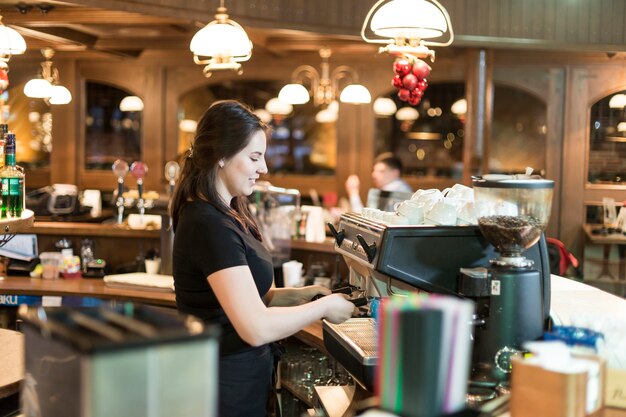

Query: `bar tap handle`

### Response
(356, 234, 377, 263)
(164, 161, 181, 197)
(130, 161, 148, 217)
(327, 222, 345, 247)
(112, 159, 129, 224)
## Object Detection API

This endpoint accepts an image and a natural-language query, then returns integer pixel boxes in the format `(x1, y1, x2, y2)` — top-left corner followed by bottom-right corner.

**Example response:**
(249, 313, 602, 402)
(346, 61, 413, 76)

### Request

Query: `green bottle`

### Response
(0, 124, 7, 169)
(0, 133, 24, 218)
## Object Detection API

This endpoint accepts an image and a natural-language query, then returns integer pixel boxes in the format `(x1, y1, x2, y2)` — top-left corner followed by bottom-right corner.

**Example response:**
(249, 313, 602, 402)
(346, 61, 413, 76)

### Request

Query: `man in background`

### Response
(345, 152, 412, 212)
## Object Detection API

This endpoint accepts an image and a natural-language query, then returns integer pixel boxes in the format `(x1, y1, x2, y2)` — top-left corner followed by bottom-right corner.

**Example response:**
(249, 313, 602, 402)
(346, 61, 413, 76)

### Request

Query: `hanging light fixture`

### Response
(23, 48, 71, 105)
(373, 97, 397, 116)
(278, 48, 371, 107)
(361, 0, 453, 60)
(190, 0, 252, 78)
(0, 14, 27, 67)
(119, 96, 144, 112)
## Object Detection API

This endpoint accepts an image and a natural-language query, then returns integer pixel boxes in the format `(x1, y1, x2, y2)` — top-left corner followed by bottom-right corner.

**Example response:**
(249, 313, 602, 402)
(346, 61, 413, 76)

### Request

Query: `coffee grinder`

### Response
(459, 177, 554, 384)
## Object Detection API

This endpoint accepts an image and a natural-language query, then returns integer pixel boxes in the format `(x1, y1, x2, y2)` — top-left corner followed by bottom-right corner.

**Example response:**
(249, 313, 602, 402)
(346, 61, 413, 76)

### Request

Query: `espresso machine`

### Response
(324, 207, 551, 392)
(459, 177, 554, 384)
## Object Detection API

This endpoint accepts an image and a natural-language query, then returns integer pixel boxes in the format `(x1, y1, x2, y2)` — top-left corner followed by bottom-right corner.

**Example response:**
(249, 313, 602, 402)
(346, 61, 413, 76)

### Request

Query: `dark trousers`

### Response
(218, 344, 273, 417)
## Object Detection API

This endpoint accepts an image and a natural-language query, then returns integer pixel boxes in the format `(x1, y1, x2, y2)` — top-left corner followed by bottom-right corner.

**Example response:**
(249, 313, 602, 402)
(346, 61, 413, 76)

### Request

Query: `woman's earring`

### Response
(218, 160, 225, 168)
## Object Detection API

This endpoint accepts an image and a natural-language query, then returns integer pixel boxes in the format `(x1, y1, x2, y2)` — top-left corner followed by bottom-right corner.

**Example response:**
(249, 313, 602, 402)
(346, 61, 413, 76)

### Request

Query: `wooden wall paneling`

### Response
(141, 66, 165, 192)
(77, 61, 150, 191)
(546, 68, 566, 238)
(492, 64, 566, 238)
(561, 68, 589, 259)
(50, 59, 79, 186)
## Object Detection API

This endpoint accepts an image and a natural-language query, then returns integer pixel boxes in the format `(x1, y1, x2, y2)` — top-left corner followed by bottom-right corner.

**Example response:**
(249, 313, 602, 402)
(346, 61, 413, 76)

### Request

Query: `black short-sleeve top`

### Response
(173, 200, 274, 355)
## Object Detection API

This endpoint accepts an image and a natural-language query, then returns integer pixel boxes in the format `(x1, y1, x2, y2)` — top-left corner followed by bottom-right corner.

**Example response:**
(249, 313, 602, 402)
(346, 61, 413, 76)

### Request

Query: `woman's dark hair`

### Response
(170, 100, 268, 239)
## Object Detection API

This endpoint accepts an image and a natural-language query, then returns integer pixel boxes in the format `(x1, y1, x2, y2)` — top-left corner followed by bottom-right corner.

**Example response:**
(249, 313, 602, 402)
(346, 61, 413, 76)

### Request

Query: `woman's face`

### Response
(217, 129, 268, 202)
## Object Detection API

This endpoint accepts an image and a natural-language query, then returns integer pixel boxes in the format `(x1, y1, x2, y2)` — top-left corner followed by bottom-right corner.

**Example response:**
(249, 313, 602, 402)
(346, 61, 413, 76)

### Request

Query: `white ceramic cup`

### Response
(282, 261, 303, 287)
(425, 201, 457, 226)
(410, 189, 443, 211)
(394, 200, 425, 225)
(457, 201, 477, 225)
(443, 183, 474, 201)
(145, 258, 161, 275)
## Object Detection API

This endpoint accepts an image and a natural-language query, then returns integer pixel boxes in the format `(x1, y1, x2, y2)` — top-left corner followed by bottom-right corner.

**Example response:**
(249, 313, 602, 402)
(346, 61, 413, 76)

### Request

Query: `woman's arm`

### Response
(208, 266, 354, 347)
(264, 285, 331, 307)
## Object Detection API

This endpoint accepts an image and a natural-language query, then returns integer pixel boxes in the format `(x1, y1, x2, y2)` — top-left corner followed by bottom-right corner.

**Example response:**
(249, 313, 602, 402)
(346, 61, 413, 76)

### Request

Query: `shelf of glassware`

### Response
(0, 210, 35, 247)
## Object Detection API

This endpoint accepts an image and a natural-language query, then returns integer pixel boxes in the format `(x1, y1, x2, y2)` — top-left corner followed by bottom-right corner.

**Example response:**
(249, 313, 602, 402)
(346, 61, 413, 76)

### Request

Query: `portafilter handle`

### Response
(327, 222, 345, 246)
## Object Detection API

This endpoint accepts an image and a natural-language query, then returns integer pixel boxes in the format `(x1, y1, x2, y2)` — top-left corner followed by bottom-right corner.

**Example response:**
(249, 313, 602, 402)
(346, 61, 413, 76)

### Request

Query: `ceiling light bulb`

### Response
(278, 84, 310, 105)
(0, 23, 27, 56)
(339, 84, 372, 104)
(265, 98, 293, 116)
(373, 97, 398, 116)
(23, 78, 52, 98)
(48, 85, 72, 105)
(120, 95, 144, 112)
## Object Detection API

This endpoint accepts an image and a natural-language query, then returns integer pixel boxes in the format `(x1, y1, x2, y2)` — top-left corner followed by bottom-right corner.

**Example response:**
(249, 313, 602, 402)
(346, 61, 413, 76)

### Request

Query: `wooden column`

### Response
(463, 49, 493, 184)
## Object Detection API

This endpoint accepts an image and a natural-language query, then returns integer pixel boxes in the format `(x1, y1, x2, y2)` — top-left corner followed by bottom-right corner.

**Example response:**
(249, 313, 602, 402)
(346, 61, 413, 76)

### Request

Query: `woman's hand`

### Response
(294, 285, 331, 305)
(320, 294, 355, 324)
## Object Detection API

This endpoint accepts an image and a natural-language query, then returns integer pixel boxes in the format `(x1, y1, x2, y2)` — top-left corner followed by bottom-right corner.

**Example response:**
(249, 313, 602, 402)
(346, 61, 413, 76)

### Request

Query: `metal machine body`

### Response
(325, 212, 551, 390)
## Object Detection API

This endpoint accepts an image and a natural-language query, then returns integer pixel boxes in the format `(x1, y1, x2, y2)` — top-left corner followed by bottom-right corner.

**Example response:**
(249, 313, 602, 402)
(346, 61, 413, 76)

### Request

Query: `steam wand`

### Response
(112, 159, 129, 224)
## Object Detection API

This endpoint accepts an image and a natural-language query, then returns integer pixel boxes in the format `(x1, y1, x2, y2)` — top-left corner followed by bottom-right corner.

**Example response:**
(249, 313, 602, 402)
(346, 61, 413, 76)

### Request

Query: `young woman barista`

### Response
(170, 100, 355, 417)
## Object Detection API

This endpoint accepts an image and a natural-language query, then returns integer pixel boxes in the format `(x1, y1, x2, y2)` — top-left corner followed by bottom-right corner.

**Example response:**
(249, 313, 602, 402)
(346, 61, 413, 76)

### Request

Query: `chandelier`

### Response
(361, 0, 453, 60)
(23, 48, 71, 105)
(0, 14, 27, 67)
(190, 0, 252, 77)
(278, 48, 371, 107)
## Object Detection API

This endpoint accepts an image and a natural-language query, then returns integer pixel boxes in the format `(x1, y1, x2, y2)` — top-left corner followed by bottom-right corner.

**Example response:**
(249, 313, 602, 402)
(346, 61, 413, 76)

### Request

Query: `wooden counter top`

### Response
(27, 221, 161, 238)
(0, 276, 175, 307)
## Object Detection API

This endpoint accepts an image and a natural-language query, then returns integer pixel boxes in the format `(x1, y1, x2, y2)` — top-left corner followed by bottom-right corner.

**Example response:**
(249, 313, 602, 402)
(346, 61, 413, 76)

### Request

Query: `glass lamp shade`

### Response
(315, 108, 338, 124)
(278, 84, 310, 105)
(252, 109, 272, 124)
(609, 94, 626, 109)
(120, 95, 144, 112)
(48, 85, 72, 105)
(0, 25, 27, 55)
(190, 22, 252, 60)
(395, 107, 419, 121)
(370, 0, 448, 39)
(339, 84, 371, 104)
(265, 98, 293, 116)
(23, 78, 53, 98)
(178, 119, 198, 133)
(451, 98, 467, 115)
(373, 97, 397, 116)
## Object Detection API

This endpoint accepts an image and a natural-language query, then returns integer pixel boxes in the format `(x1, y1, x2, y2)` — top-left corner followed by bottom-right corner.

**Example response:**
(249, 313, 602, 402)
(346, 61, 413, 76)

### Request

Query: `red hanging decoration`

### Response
(390, 55, 431, 106)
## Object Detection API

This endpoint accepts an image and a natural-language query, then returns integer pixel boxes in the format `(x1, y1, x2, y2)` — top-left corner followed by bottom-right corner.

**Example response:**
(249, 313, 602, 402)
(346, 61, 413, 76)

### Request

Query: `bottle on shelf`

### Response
(0, 123, 7, 170)
(0, 133, 25, 218)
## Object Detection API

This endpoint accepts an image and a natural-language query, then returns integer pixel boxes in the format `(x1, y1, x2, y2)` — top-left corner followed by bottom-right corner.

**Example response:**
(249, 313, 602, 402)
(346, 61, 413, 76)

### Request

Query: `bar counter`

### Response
(2, 275, 625, 417)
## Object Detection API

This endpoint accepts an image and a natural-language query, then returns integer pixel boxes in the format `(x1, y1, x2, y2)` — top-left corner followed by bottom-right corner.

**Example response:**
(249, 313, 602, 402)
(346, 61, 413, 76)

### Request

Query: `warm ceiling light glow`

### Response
(373, 97, 398, 116)
(23, 48, 71, 104)
(339, 84, 371, 104)
(23, 78, 52, 98)
(265, 97, 293, 116)
(395, 107, 419, 121)
(0, 15, 27, 62)
(278, 48, 371, 107)
(278, 84, 310, 105)
(179, 119, 198, 133)
(190, 0, 252, 77)
(48, 85, 72, 105)
(451, 98, 467, 115)
(253, 109, 272, 124)
(361, 0, 453, 60)
(120, 96, 144, 112)
(609, 94, 626, 109)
